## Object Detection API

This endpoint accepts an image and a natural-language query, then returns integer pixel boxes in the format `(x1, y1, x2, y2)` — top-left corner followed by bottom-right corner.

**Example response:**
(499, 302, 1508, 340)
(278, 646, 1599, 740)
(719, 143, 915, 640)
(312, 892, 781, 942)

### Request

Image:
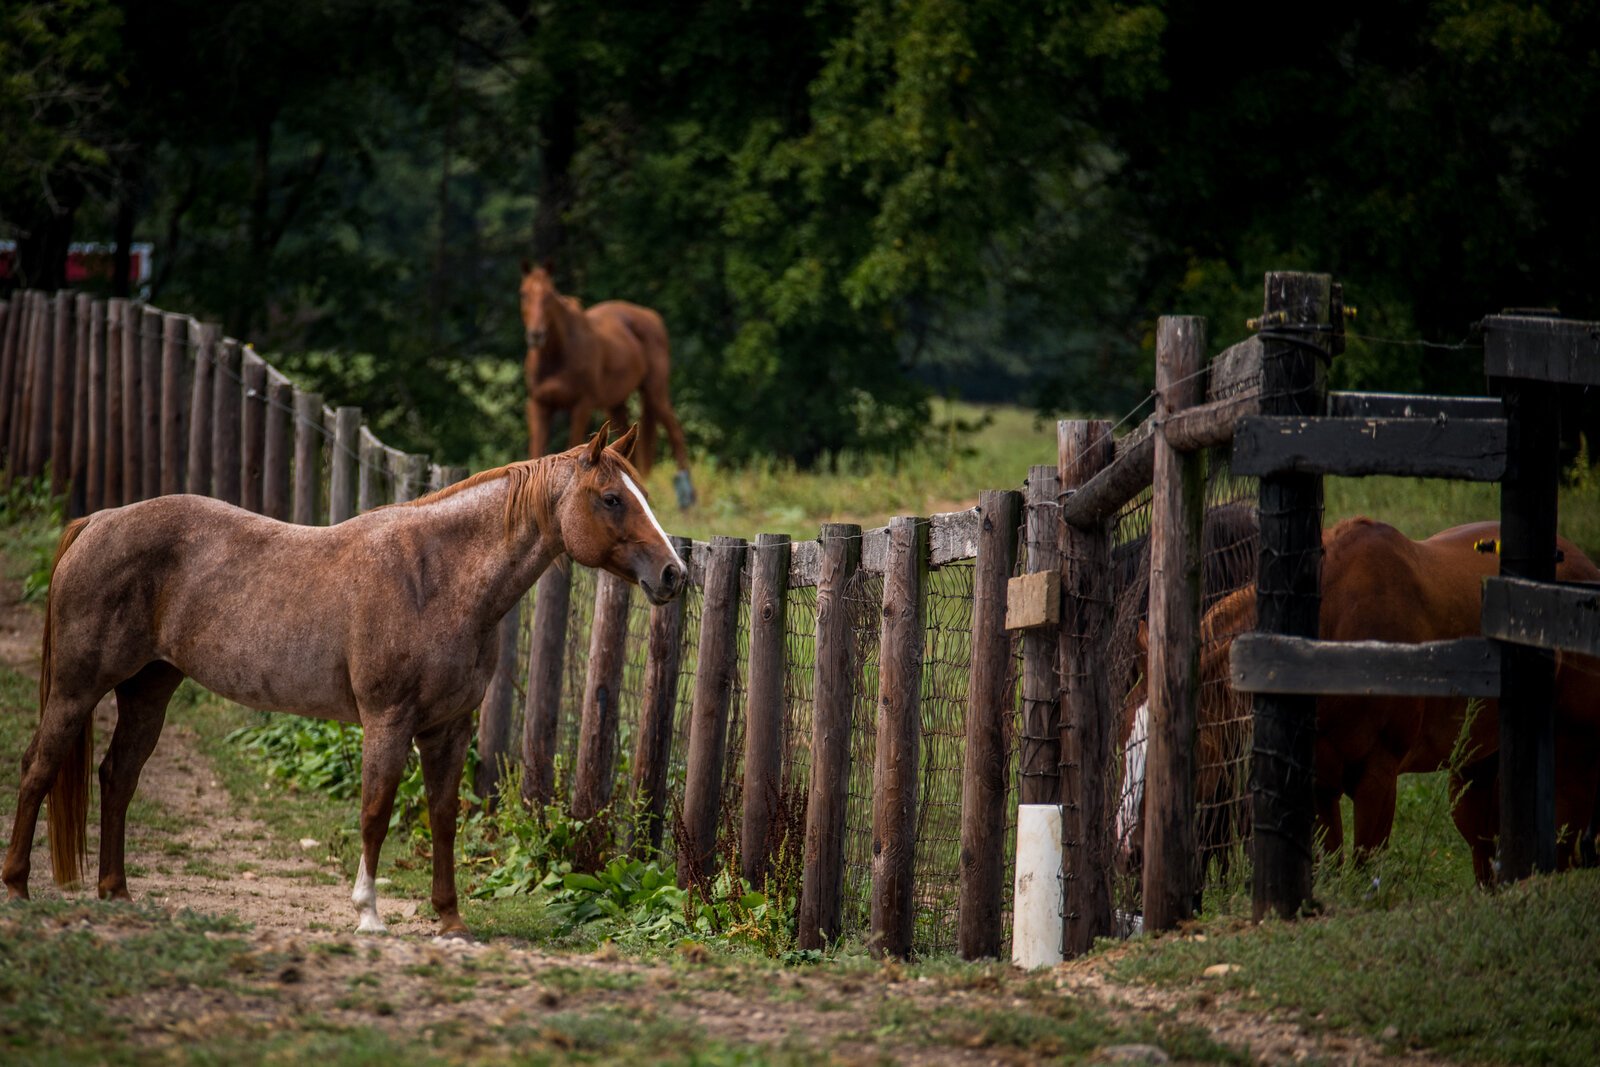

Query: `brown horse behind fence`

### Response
(520, 262, 697, 508)
(3, 425, 685, 938)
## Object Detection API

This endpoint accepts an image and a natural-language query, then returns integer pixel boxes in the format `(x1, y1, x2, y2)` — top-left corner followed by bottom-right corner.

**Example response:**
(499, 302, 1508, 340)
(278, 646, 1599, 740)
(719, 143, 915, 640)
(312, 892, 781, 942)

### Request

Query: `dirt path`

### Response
(0, 567, 1445, 1064)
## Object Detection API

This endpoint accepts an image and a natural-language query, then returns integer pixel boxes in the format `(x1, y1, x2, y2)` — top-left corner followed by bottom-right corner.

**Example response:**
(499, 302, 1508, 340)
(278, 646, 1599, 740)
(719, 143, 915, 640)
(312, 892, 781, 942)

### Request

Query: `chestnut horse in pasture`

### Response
(1120, 517, 1600, 886)
(3, 426, 685, 938)
(519, 262, 697, 509)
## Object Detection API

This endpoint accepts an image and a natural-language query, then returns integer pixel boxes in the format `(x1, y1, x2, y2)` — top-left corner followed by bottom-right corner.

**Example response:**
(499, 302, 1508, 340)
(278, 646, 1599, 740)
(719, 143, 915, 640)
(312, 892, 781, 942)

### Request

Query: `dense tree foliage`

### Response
(3, 1, 1596, 465)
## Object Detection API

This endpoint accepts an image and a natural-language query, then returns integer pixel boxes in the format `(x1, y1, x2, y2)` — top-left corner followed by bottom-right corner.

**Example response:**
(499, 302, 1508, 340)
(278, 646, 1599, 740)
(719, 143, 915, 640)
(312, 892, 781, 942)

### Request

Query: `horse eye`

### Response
(603, 493, 622, 509)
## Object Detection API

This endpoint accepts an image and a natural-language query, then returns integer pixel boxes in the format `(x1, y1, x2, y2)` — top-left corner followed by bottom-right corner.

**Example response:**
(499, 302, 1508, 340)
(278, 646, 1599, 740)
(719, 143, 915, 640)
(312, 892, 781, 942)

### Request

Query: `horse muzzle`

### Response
(526, 328, 546, 350)
(639, 560, 685, 606)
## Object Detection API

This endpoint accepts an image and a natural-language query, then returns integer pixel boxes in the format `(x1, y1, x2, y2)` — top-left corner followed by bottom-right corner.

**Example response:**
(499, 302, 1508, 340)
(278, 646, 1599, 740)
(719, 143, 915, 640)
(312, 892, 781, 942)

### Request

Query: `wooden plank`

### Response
(103, 300, 125, 505)
(1061, 424, 1153, 527)
(957, 489, 1021, 960)
(139, 306, 162, 498)
(930, 507, 980, 565)
(239, 351, 267, 512)
(520, 566, 572, 805)
(1232, 415, 1506, 481)
(1005, 569, 1060, 631)
(83, 299, 106, 511)
(328, 406, 360, 523)
(1113, 413, 1156, 463)
(1143, 314, 1206, 933)
(1205, 335, 1262, 403)
(630, 536, 692, 854)
(1251, 270, 1330, 923)
(860, 524, 889, 575)
(741, 533, 791, 888)
(1020, 465, 1061, 803)
(159, 313, 187, 496)
(357, 425, 384, 512)
(49, 293, 74, 498)
(184, 320, 214, 498)
(292, 388, 322, 523)
(1059, 419, 1115, 957)
(1161, 392, 1258, 452)
(68, 294, 92, 515)
(789, 538, 821, 587)
(0, 298, 17, 462)
(1231, 634, 1502, 696)
(800, 522, 862, 949)
(680, 536, 747, 885)
(211, 338, 242, 506)
(1483, 577, 1600, 658)
(1481, 314, 1600, 386)
(475, 603, 522, 810)
(1328, 391, 1501, 421)
(571, 570, 634, 870)
(262, 376, 293, 519)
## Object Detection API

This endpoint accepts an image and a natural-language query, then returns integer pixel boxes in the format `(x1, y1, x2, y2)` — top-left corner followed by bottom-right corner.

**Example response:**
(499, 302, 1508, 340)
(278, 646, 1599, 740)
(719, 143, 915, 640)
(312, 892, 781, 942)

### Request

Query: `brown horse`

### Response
(3, 426, 684, 938)
(1130, 517, 1600, 885)
(519, 262, 696, 508)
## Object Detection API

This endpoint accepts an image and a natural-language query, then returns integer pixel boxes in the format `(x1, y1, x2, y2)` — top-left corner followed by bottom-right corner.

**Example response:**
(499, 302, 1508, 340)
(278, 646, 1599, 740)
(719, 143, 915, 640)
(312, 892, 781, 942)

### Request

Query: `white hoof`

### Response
(356, 912, 388, 935)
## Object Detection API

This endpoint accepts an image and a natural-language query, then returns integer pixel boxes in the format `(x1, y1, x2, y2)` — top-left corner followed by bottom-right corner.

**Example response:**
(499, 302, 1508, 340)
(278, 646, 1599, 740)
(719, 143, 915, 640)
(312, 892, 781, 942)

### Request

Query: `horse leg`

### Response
(416, 714, 473, 939)
(566, 401, 595, 448)
(2, 682, 102, 898)
(1449, 756, 1499, 885)
(638, 404, 659, 475)
(526, 398, 552, 459)
(96, 662, 183, 899)
(1349, 760, 1400, 862)
(643, 387, 695, 507)
(351, 717, 415, 934)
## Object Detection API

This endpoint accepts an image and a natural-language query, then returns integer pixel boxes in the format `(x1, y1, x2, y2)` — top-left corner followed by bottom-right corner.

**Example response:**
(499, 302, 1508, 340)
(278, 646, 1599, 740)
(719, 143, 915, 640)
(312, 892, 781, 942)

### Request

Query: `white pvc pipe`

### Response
(1011, 803, 1064, 969)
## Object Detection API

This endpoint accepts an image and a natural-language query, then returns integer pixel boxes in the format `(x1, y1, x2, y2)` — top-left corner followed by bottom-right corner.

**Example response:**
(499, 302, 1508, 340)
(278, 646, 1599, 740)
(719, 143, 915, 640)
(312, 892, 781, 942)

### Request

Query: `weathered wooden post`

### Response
(571, 571, 636, 868)
(84, 299, 106, 512)
(211, 339, 242, 507)
(67, 294, 92, 515)
(262, 372, 293, 519)
(957, 489, 1021, 959)
(522, 565, 573, 806)
(1252, 271, 1331, 921)
(139, 306, 162, 498)
(741, 533, 791, 887)
(632, 536, 692, 854)
(357, 426, 384, 512)
(799, 523, 861, 949)
(11, 293, 39, 478)
(240, 351, 268, 512)
(680, 536, 748, 886)
(1142, 316, 1207, 931)
(47, 293, 74, 499)
(104, 300, 125, 505)
(1059, 419, 1116, 955)
(159, 313, 187, 496)
(184, 321, 215, 497)
(871, 515, 928, 960)
(0, 297, 17, 461)
(391, 451, 425, 503)
(119, 300, 143, 502)
(1021, 465, 1062, 802)
(476, 603, 523, 811)
(328, 406, 360, 523)
(26, 293, 55, 482)
(292, 389, 322, 524)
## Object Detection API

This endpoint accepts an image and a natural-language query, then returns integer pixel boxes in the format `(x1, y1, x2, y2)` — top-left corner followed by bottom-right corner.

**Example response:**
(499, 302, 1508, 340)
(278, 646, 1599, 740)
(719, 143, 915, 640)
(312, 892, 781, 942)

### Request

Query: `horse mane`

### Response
(401, 447, 648, 542)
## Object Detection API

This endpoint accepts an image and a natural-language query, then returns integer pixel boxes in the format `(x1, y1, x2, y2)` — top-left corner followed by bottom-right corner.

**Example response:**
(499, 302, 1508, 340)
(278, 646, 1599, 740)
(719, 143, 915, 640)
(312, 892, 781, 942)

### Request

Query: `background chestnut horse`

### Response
(3, 426, 685, 938)
(520, 262, 697, 508)
(1121, 517, 1600, 886)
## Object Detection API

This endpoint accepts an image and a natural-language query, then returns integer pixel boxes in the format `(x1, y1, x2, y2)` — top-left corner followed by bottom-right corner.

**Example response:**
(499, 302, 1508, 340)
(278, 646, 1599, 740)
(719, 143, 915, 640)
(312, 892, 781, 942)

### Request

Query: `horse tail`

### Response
(43, 517, 93, 888)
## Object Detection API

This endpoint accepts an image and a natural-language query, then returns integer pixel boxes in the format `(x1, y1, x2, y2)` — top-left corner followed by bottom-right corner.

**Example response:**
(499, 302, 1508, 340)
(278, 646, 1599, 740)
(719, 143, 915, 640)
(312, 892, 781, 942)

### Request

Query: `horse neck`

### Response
(543, 290, 589, 354)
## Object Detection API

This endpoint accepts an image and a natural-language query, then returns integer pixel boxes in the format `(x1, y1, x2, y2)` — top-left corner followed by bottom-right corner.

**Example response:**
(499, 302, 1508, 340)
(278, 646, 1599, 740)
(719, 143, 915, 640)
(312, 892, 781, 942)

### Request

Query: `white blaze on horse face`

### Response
(1117, 701, 1150, 858)
(352, 856, 385, 934)
(621, 472, 684, 573)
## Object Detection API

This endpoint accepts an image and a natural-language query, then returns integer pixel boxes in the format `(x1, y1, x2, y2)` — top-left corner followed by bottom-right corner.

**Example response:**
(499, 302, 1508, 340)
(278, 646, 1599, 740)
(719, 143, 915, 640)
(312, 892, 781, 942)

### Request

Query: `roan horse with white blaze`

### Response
(3, 425, 684, 938)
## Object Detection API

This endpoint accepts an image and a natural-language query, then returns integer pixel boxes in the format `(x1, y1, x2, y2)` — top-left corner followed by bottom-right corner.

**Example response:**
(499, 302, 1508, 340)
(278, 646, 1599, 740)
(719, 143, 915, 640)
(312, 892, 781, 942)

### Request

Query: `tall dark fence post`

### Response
(800, 522, 861, 949)
(48, 292, 74, 498)
(212, 339, 242, 506)
(871, 515, 928, 960)
(328, 406, 360, 523)
(476, 602, 523, 811)
(159, 313, 187, 496)
(957, 488, 1022, 960)
(120, 301, 142, 502)
(12, 293, 39, 478)
(680, 536, 747, 886)
(139, 306, 162, 499)
(84, 299, 106, 511)
(184, 321, 215, 497)
(0, 297, 18, 464)
(632, 536, 692, 854)
(103, 299, 125, 505)
(571, 571, 635, 869)
(262, 373, 292, 519)
(291, 389, 322, 524)
(1251, 270, 1331, 921)
(741, 533, 791, 887)
(1143, 316, 1207, 931)
(26, 292, 55, 482)
(1021, 465, 1062, 802)
(522, 565, 572, 806)
(357, 426, 384, 512)
(240, 351, 268, 512)
(1060, 418, 1115, 955)
(68, 294, 91, 515)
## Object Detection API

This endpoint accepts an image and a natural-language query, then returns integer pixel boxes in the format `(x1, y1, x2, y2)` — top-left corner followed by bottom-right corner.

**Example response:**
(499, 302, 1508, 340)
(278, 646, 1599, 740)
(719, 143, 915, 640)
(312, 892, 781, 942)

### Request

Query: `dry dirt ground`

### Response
(0, 570, 1447, 1065)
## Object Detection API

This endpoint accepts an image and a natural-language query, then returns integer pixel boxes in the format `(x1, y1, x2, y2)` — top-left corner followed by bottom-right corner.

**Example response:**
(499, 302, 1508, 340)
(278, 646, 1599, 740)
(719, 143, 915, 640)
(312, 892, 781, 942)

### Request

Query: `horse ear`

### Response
(584, 421, 611, 467)
(541, 257, 556, 276)
(609, 424, 638, 461)
(521, 259, 533, 276)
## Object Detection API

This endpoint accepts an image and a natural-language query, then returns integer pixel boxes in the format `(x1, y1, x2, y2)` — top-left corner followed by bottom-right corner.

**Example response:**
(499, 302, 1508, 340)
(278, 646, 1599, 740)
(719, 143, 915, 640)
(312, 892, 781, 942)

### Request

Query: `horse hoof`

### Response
(433, 926, 475, 943)
(355, 915, 388, 935)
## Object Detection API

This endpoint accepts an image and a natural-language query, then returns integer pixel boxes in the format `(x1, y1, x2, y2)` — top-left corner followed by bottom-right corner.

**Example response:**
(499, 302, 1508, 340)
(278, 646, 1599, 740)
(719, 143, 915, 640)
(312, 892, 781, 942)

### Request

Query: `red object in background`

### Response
(0, 241, 154, 293)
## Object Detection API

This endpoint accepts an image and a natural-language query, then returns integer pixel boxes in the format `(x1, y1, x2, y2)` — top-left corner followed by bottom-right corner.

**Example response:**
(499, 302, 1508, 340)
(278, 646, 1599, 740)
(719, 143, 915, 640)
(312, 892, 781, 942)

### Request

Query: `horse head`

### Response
(520, 259, 559, 353)
(557, 423, 686, 605)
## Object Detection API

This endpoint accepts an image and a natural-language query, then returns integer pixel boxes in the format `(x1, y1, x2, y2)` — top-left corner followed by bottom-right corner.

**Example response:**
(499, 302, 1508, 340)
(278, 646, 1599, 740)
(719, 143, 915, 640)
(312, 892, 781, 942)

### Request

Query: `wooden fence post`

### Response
(357, 426, 384, 512)
(262, 373, 293, 519)
(159, 313, 187, 496)
(184, 321, 214, 497)
(680, 535, 748, 886)
(572, 570, 636, 869)
(871, 515, 928, 960)
(1021, 465, 1062, 802)
(741, 533, 791, 887)
(292, 389, 322, 524)
(799, 522, 862, 949)
(521, 565, 572, 806)
(103, 299, 125, 505)
(49, 293, 73, 498)
(12, 293, 39, 478)
(68, 294, 92, 515)
(211, 339, 242, 506)
(632, 536, 692, 854)
(1252, 271, 1330, 921)
(240, 351, 268, 512)
(1142, 316, 1207, 931)
(0, 297, 17, 463)
(84, 299, 106, 512)
(26, 292, 55, 482)
(120, 301, 143, 502)
(957, 488, 1022, 960)
(476, 602, 523, 811)
(328, 406, 360, 523)
(139, 306, 162, 498)
(1060, 419, 1116, 956)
